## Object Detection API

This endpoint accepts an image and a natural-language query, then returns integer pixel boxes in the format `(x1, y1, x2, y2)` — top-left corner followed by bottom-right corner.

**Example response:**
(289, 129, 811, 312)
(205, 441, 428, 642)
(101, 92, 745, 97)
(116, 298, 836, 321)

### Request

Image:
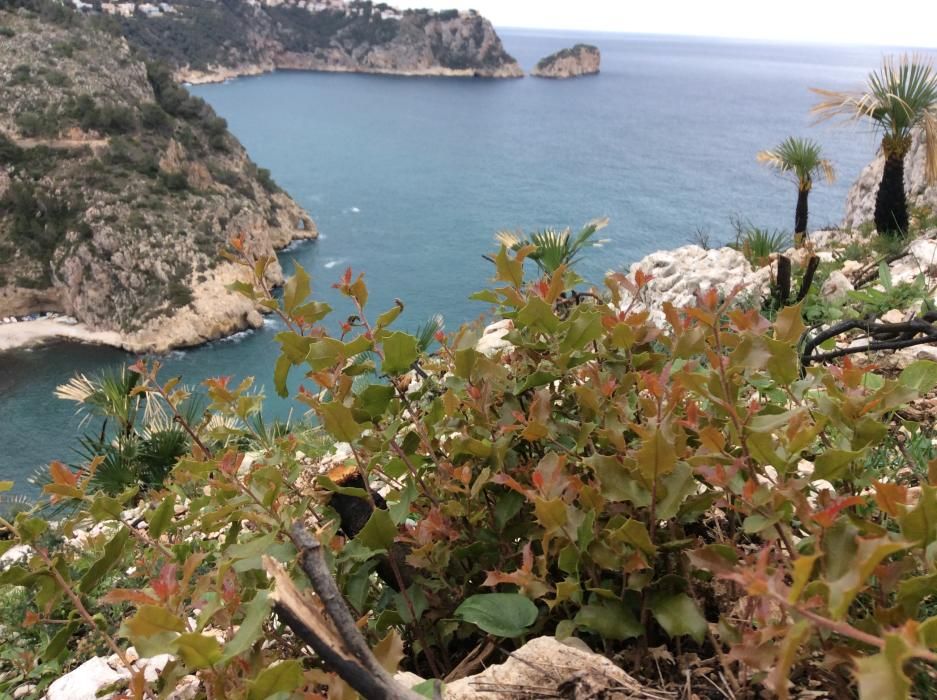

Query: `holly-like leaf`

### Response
(648, 592, 707, 643)
(221, 591, 272, 662)
(455, 593, 538, 638)
(355, 508, 397, 552)
(248, 659, 304, 700)
(898, 360, 937, 394)
(854, 633, 911, 700)
(813, 449, 864, 482)
(774, 303, 806, 344)
(559, 307, 603, 353)
(372, 630, 405, 674)
(899, 485, 937, 547)
(317, 401, 364, 443)
(282, 264, 310, 316)
(634, 426, 677, 481)
(79, 527, 130, 594)
(148, 493, 176, 539)
(573, 599, 643, 640)
(174, 633, 223, 669)
(827, 537, 910, 619)
(355, 385, 395, 420)
(382, 332, 419, 375)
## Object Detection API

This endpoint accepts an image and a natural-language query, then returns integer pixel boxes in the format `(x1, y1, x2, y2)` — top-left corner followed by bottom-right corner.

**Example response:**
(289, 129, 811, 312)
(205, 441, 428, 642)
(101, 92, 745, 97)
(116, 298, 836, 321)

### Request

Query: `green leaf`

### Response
(355, 508, 397, 552)
(292, 300, 332, 326)
(79, 526, 130, 594)
(355, 384, 395, 420)
(376, 303, 403, 329)
(125, 605, 185, 637)
(454, 593, 538, 638)
(282, 263, 310, 316)
(813, 450, 864, 481)
(648, 592, 707, 643)
(274, 332, 313, 364)
(173, 633, 223, 669)
(584, 454, 650, 506)
(559, 307, 603, 353)
(827, 536, 910, 619)
(635, 427, 677, 481)
(222, 591, 272, 662)
(273, 354, 291, 398)
(248, 660, 304, 700)
(516, 297, 559, 333)
(899, 360, 937, 394)
(854, 633, 910, 700)
(495, 245, 524, 288)
(899, 485, 937, 547)
(382, 332, 419, 375)
(573, 599, 643, 640)
(0, 481, 13, 492)
(44, 621, 80, 662)
(412, 680, 445, 698)
(317, 401, 364, 442)
(13, 514, 47, 543)
(148, 494, 176, 539)
(306, 338, 344, 371)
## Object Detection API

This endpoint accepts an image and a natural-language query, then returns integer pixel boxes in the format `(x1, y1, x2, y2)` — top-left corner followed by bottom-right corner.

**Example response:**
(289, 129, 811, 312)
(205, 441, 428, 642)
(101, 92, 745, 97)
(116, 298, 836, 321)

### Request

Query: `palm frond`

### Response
(415, 314, 444, 352)
(757, 137, 835, 189)
(497, 218, 608, 275)
(811, 54, 937, 169)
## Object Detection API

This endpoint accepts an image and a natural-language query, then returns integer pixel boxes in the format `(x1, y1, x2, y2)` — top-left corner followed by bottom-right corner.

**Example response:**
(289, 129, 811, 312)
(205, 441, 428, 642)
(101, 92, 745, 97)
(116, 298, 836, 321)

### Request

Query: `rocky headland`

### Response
(0, 5, 316, 353)
(531, 44, 600, 79)
(114, 0, 523, 84)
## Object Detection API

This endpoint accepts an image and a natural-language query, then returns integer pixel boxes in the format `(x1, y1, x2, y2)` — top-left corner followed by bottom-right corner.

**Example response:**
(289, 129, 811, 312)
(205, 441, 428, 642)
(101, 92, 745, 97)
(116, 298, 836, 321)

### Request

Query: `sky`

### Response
(408, 1, 937, 48)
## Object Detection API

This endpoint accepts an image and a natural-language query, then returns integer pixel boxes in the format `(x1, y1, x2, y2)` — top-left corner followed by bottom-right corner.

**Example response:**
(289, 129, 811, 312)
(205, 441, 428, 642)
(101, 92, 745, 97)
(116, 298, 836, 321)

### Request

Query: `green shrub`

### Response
(0, 25, 15, 38)
(8, 63, 31, 85)
(4, 239, 937, 697)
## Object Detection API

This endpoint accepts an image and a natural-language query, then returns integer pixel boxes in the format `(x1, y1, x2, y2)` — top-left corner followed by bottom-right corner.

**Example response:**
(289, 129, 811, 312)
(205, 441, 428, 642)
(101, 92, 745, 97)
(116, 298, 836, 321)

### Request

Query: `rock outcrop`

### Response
(0, 7, 317, 353)
(623, 245, 773, 326)
(531, 44, 600, 79)
(116, 1, 523, 83)
(843, 129, 937, 229)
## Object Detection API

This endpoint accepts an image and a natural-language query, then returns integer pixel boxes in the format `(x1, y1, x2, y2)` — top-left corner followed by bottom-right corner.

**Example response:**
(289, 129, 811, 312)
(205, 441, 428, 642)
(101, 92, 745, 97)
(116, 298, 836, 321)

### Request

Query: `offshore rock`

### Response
(844, 129, 937, 229)
(531, 44, 600, 79)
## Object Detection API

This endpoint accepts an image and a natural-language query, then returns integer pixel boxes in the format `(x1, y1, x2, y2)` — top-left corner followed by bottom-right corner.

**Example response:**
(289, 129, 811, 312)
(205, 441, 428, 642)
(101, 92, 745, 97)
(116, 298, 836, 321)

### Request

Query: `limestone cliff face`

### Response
(0, 7, 317, 352)
(531, 44, 600, 79)
(843, 129, 937, 229)
(118, 1, 523, 83)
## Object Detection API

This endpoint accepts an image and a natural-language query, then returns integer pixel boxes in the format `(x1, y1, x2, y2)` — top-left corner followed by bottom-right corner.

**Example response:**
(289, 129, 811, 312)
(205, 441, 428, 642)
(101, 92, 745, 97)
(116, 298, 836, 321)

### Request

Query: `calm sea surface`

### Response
(3, 31, 933, 495)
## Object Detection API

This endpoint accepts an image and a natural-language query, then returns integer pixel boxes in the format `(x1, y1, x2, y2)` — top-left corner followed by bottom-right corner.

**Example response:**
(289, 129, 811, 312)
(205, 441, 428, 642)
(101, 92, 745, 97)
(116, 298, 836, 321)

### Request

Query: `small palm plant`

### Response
(497, 217, 609, 275)
(812, 54, 937, 236)
(757, 137, 835, 246)
(31, 365, 203, 497)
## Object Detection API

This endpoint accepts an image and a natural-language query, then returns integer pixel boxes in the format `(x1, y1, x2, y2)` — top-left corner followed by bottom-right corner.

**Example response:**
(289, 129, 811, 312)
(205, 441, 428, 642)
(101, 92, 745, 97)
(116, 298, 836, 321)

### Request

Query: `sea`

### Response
(2, 30, 933, 496)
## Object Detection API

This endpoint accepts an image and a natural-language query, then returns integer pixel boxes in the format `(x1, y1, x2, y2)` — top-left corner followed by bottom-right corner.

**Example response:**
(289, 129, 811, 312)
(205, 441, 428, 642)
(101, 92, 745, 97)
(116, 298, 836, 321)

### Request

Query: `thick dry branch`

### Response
(265, 529, 425, 700)
(776, 255, 792, 308)
(801, 315, 937, 366)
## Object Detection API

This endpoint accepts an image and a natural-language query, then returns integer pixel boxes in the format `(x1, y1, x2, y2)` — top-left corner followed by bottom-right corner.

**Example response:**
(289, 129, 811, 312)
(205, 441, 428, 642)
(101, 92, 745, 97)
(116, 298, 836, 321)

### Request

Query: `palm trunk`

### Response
(794, 188, 808, 247)
(874, 153, 908, 236)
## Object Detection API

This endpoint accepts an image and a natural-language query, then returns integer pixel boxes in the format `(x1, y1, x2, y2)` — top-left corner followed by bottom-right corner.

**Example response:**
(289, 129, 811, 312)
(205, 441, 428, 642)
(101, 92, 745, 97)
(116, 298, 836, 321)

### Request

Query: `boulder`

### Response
(45, 657, 126, 700)
(623, 245, 771, 326)
(444, 636, 645, 699)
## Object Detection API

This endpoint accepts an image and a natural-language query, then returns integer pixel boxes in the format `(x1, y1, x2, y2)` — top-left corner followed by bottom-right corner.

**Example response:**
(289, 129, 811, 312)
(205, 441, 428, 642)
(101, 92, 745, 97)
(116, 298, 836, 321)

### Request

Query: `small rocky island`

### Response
(531, 44, 600, 79)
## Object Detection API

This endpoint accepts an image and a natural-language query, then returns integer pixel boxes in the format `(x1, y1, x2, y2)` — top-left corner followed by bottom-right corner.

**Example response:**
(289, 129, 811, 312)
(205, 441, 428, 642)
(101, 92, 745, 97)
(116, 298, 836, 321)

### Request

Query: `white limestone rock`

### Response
(623, 245, 771, 326)
(444, 636, 644, 699)
(476, 319, 514, 356)
(45, 657, 127, 700)
(821, 271, 854, 303)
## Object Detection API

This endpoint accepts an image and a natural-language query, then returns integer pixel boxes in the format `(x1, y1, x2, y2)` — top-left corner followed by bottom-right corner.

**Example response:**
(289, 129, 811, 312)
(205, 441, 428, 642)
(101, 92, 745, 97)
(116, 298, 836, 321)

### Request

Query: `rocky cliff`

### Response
(531, 44, 600, 79)
(843, 129, 937, 229)
(114, 0, 523, 83)
(0, 3, 317, 352)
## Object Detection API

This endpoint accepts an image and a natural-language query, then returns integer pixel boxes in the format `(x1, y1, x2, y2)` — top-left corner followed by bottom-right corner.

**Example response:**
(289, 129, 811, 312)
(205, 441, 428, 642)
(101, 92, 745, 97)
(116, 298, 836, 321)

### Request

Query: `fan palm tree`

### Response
(757, 137, 835, 246)
(811, 55, 937, 236)
(496, 217, 609, 275)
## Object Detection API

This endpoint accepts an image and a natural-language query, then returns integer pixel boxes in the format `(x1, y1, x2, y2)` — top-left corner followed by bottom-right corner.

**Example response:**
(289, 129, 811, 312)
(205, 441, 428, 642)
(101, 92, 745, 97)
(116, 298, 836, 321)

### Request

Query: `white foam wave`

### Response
(323, 258, 345, 269)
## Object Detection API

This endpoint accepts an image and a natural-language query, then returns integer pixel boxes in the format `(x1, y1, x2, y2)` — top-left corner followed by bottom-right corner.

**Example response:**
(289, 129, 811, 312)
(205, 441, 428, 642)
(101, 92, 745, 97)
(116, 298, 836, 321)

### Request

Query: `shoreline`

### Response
(0, 235, 318, 356)
(176, 61, 524, 86)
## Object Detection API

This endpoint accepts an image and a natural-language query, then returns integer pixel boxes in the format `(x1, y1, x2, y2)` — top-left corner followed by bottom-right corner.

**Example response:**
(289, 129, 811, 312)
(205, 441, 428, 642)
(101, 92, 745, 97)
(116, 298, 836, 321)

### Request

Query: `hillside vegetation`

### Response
(0, 1, 314, 345)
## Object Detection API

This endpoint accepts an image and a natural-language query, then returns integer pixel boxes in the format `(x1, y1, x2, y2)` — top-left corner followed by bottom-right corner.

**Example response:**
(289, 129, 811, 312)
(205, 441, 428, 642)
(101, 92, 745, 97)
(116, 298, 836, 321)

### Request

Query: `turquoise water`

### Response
(2, 31, 933, 495)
